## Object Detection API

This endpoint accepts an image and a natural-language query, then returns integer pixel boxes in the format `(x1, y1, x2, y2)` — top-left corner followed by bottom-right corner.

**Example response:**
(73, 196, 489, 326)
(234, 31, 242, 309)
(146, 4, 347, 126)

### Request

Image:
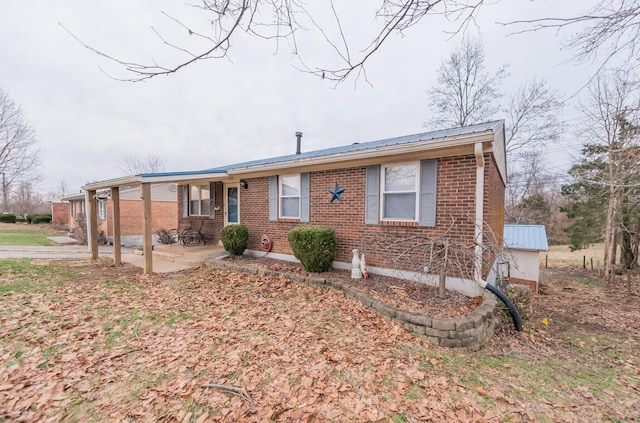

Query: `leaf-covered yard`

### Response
(0, 258, 638, 422)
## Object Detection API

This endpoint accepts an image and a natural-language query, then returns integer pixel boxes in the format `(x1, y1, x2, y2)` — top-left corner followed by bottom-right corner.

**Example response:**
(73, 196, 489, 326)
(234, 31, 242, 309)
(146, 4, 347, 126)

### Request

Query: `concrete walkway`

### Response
(0, 243, 217, 273)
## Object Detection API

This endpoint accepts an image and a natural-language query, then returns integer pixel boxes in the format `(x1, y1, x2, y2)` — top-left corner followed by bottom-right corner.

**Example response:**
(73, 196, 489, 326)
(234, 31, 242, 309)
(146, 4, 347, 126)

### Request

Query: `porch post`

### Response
(86, 189, 99, 260)
(111, 186, 121, 265)
(141, 183, 153, 274)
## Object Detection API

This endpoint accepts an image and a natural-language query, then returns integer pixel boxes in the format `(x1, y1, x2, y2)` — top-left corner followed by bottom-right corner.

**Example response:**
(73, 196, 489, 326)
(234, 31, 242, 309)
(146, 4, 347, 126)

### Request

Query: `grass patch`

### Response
(0, 259, 79, 289)
(165, 312, 189, 326)
(391, 413, 408, 423)
(404, 385, 424, 400)
(0, 223, 57, 246)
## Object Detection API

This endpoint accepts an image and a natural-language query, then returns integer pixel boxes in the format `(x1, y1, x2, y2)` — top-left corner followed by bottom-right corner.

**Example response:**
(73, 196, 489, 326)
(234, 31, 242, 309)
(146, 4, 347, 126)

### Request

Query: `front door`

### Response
(224, 184, 239, 225)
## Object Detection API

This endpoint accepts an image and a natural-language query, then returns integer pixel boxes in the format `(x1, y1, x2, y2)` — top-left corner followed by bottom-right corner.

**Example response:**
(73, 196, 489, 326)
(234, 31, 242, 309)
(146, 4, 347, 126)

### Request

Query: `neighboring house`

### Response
(503, 224, 549, 293)
(61, 184, 178, 246)
(63, 192, 90, 230)
(50, 198, 70, 226)
(83, 121, 507, 290)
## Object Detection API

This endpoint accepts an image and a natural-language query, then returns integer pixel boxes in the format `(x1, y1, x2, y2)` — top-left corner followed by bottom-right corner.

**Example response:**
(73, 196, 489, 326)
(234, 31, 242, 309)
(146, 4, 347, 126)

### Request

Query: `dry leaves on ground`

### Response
(0, 258, 639, 422)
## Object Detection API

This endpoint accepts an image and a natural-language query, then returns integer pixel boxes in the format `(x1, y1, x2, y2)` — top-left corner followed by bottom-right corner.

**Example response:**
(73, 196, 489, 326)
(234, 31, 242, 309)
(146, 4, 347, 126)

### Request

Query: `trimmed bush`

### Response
(0, 214, 17, 223)
(221, 224, 249, 256)
(32, 214, 52, 224)
(287, 226, 336, 272)
(25, 214, 52, 224)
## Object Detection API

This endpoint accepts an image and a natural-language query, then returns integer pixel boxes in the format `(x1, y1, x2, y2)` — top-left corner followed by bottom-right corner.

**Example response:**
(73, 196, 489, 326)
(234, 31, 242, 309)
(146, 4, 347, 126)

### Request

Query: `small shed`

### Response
(503, 224, 549, 293)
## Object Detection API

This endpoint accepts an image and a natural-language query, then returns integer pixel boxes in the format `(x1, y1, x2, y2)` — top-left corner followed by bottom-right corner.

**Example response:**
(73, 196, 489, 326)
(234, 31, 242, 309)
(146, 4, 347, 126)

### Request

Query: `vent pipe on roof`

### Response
(295, 131, 303, 155)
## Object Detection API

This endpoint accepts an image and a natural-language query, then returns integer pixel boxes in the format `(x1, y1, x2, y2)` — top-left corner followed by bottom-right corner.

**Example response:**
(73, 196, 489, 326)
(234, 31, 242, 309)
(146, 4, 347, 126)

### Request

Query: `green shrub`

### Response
(32, 215, 52, 224)
(16, 217, 26, 223)
(0, 214, 17, 223)
(287, 226, 336, 272)
(221, 224, 249, 256)
(25, 214, 52, 224)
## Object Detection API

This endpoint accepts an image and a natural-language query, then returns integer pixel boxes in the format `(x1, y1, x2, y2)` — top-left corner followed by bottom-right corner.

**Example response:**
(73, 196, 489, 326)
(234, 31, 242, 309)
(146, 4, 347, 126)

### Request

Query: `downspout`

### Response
(475, 142, 523, 332)
(474, 142, 485, 288)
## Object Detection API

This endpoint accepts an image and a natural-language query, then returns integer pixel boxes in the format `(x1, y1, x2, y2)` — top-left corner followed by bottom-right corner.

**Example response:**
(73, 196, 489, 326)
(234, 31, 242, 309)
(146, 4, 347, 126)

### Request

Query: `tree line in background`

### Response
(5, 1, 640, 270)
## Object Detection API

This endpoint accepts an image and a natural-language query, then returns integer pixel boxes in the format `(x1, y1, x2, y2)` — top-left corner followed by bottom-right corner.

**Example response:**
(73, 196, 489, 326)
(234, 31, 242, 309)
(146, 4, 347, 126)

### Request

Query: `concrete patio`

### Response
(3, 238, 228, 274)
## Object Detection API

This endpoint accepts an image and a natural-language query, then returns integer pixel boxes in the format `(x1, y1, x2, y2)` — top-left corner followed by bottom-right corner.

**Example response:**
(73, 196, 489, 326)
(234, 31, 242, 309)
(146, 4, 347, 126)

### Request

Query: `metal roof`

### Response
(503, 225, 549, 251)
(205, 120, 504, 172)
(83, 120, 504, 190)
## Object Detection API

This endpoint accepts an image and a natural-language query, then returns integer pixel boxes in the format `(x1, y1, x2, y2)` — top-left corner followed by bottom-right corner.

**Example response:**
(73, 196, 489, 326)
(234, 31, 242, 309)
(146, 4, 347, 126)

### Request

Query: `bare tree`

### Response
(65, 1, 640, 85)
(11, 180, 45, 217)
(64, 1, 488, 83)
(506, 1, 640, 79)
(56, 180, 69, 197)
(360, 213, 506, 291)
(505, 150, 554, 224)
(0, 88, 40, 212)
(505, 79, 564, 157)
(577, 69, 640, 278)
(119, 153, 166, 175)
(426, 37, 509, 128)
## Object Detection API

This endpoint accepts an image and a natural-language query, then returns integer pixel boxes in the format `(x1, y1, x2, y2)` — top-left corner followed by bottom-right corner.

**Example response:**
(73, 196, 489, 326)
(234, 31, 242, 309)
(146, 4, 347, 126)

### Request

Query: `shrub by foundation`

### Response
(221, 224, 249, 256)
(288, 226, 336, 273)
(0, 214, 17, 223)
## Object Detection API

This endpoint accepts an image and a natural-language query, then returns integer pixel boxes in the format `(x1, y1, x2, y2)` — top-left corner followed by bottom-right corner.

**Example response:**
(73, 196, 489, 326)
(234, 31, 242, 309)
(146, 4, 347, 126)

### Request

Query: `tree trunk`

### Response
(439, 242, 449, 298)
(604, 184, 617, 281)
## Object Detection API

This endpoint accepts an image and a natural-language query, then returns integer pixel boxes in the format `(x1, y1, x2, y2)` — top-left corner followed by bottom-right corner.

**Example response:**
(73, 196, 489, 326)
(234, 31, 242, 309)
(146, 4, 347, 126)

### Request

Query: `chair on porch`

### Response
(179, 220, 204, 247)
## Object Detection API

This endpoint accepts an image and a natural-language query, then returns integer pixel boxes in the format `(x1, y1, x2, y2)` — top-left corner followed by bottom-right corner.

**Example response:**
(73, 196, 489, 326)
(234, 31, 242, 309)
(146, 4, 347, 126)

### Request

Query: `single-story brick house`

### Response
(60, 184, 178, 246)
(502, 224, 549, 293)
(83, 121, 506, 294)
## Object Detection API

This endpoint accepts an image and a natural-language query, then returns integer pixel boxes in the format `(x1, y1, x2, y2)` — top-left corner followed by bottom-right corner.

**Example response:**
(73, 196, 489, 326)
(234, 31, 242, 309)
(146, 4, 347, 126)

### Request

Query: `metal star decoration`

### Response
(328, 182, 345, 203)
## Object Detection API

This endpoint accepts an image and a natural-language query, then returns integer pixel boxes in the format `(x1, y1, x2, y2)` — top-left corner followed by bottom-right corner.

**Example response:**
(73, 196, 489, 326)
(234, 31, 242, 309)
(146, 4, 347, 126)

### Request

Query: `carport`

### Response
(82, 170, 227, 274)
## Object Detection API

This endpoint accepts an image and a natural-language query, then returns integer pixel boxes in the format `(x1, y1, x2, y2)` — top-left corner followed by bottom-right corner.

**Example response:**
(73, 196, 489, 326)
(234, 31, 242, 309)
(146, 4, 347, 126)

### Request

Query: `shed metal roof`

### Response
(503, 225, 549, 251)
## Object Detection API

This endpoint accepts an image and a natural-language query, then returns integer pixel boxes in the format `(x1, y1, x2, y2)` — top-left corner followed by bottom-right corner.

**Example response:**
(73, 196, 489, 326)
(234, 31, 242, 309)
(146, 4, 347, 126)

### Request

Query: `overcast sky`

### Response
(0, 1, 599, 195)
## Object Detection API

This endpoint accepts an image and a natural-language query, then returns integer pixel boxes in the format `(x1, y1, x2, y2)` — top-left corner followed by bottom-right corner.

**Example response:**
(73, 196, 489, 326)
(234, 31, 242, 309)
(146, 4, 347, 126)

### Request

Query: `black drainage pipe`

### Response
(485, 284, 523, 332)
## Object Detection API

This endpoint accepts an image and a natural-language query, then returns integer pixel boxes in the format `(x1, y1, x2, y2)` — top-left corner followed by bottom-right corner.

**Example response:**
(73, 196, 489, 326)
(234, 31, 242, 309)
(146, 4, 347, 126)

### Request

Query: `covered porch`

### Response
(82, 170, 235, 274)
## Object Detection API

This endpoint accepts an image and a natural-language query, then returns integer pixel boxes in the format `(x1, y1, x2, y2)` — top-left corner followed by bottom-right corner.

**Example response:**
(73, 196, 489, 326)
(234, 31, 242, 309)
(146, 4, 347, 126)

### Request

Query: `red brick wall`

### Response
(482, 153, 506, 277)
(175, 154, 505, 276)
(177, 183, 224, 243)
(51, 203, 69, 225)
(239, 155, 503, 272)
(484, 153, 506, 244)
(106, 200, 178, 236)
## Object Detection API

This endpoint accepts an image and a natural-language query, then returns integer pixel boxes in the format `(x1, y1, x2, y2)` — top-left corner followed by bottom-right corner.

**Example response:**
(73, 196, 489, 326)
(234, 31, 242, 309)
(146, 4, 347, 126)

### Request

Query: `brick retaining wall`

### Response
(207, 259, 497, 350)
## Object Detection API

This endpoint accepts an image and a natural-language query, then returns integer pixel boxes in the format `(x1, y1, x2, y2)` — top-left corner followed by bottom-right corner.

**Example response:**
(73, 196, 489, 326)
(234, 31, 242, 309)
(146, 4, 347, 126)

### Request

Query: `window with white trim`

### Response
(381, 162, 419, 221)
(98, 200, 107, 220)
(279, 174, 300, 218)
(189, 184, 213, 216)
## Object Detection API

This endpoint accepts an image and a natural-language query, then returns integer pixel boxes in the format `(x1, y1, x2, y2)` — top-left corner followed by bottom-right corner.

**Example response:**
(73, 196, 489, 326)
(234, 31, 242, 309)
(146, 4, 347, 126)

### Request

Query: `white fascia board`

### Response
(82, 176, 142, 191)
(138, 173, 228, 184)
(82, 172, 228, 190)
(226, 131, 495, 175)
